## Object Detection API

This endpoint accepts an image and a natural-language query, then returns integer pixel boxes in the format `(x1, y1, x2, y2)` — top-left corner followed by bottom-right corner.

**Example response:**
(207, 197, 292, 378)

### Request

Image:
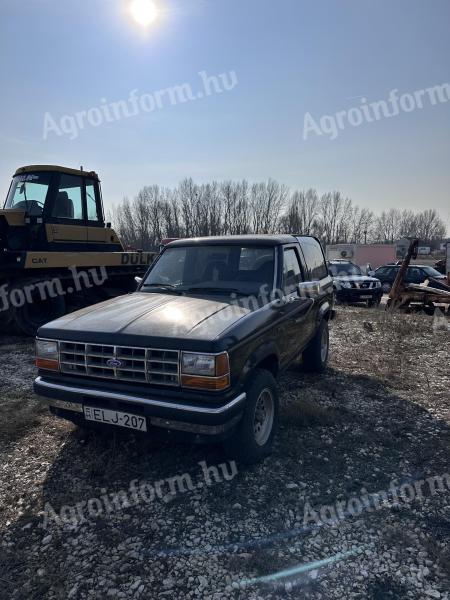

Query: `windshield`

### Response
(5, 173, 52, 215)
(421, 266, 444, 278)
(143, 245, 275, 295)
(328, 262, 362, 277)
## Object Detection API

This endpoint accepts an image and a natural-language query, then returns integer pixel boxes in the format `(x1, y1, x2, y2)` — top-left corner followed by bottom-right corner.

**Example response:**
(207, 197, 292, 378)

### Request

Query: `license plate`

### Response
(360, 295, 372, 299)
(50, 399, 83, 413)
(84, 406, 147, 431)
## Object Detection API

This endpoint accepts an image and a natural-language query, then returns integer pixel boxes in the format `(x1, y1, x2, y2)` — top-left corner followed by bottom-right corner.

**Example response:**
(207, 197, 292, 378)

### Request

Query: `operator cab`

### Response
(2, 165, 121, 251)
(5, 166, 104, 225)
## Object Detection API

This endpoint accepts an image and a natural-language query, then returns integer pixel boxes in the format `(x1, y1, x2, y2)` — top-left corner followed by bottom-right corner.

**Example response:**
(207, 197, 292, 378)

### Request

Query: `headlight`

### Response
(181, 352, 230, 391)
(35, 339, 59, 370)
(182, 353, 216, 376)
(375, 280, 381, 288)
(342, 281, 352, 289)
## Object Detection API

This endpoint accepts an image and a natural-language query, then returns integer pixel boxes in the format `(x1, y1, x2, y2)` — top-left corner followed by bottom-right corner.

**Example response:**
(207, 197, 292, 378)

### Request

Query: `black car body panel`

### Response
(374, 264, 447, 289)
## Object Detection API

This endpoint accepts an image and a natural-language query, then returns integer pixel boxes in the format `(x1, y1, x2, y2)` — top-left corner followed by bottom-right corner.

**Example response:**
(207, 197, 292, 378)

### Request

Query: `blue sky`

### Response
(0, 0, 449, 227)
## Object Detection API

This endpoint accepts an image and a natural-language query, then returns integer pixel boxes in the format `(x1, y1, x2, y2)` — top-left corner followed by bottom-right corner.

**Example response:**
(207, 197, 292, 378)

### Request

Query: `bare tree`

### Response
(112, 179, 447, 250)
(415, 209, 447, 242)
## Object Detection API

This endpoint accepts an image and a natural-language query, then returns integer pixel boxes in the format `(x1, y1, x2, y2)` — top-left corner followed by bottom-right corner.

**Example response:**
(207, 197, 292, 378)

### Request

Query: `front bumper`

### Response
(335, 288, 383, 303)
(34, 376, 245, 440)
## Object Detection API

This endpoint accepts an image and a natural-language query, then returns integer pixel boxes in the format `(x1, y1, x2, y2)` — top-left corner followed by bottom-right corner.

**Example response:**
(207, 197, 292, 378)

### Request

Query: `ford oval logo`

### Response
(106, 358, 123, 368)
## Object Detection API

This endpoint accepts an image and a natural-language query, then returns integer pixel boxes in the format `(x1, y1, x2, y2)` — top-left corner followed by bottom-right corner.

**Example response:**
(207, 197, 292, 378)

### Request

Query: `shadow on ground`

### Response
(2, 365, 450, 599)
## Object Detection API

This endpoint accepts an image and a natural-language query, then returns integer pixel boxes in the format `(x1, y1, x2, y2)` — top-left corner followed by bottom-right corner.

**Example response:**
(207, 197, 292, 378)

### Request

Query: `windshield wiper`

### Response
(142, 283, 182, 294)
(184, 287, 249, 296)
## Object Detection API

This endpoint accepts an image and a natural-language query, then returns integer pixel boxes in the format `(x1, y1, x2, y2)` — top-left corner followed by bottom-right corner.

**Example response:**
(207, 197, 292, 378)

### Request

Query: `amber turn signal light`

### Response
(181, 374, 230, 391)
(215, 353, 230, 377)
(35, 358, 59, 371)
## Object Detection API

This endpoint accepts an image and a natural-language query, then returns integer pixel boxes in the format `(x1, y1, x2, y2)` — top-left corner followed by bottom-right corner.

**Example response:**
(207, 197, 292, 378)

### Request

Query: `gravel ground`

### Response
(0, 306, 449, 600)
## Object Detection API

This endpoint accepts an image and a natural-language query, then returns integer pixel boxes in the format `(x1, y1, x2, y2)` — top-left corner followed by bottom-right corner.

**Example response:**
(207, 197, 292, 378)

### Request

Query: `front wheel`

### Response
(302, 319, 329, 373)
(368, 297, 381, 308)
(223, 369, 279, 465)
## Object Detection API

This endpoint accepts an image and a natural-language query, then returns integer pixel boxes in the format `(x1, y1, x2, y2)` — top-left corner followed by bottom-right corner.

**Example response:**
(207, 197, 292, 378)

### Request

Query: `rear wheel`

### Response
(10, 281, 66, 336)
(0, 305, 16, 334)
(423, 303, 436, 316)
(302, 319, 329, 373)
(223, 369, 279, 464)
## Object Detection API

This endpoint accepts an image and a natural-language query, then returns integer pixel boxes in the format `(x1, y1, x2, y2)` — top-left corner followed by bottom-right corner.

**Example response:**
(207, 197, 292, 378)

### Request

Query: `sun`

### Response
(130, 0, 159, 27)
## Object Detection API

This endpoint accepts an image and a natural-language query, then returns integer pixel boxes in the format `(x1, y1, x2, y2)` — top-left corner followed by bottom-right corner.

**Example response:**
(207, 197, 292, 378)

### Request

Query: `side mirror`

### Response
(135, 276, 143, 289)
(299, 281, 321, 296)
(368, 270, 375, 277)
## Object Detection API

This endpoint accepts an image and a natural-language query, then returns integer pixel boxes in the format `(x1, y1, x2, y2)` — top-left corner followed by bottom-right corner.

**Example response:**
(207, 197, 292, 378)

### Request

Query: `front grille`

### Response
(350, 281, 375, 289)
(59, 342, 180, 386)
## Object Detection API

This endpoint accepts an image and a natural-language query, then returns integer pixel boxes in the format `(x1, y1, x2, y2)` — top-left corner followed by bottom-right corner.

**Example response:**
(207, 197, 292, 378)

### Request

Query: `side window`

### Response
(86, 180, 100, 222)
(52, 175, 83, 220)
(283, 248, 302, 296)
(299, 239, 328, 280)
(406, 267, 423, 283)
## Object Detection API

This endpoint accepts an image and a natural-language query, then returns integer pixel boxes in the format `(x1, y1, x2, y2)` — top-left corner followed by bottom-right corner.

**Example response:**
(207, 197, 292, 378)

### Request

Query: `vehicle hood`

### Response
(332, 275, 380, 283)
(38, 292, 261, 351)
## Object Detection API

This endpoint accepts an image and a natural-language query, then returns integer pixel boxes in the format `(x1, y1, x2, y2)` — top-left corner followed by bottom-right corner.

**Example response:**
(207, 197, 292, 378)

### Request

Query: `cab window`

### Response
(52, 175, 83, 220)
(5, 173, 51, 215)
(86, 180, 101, 222)
(283, 248, 302, 296)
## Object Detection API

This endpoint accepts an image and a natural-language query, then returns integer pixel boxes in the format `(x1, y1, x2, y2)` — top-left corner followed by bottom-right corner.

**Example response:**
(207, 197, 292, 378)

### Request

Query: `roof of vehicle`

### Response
(377, 264, 436, 269)
(14, 165, 100, 180)
(328, 259, 357, 264)
(166, 234, 319, 247)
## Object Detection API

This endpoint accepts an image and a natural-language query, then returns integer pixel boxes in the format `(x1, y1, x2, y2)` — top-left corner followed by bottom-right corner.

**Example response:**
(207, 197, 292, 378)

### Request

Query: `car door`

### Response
(374, 266, 391, 284)
(45, 173, 88, 245)
(276, 245, 314, 366)
(405, 267, 425, 285)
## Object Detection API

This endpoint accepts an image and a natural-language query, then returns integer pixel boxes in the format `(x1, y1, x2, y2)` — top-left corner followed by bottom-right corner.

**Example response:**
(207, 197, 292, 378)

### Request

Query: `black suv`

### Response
(34, 235, 334, 464)
(328, 260, 383, 306)
(374, 264, 447, 293)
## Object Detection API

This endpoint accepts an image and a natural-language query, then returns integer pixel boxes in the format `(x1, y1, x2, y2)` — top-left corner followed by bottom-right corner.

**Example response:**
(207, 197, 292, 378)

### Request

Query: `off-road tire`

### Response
(302, 319, 329, 373)
(223, 369, 279, 465)
(368, 297, 381, 308)
(10, 280, 66, 337)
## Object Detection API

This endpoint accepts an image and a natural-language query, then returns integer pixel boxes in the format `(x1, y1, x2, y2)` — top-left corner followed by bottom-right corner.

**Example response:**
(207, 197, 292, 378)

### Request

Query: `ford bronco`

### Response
(34, 235, 334, 463)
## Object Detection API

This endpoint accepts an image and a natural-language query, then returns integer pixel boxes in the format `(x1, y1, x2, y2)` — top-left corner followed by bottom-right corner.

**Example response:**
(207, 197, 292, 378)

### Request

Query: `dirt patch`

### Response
(0, 307, 449, 600)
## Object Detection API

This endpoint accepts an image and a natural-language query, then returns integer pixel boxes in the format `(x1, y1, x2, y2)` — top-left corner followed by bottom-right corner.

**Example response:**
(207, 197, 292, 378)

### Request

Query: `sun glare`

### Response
(130, 0, 159, 27)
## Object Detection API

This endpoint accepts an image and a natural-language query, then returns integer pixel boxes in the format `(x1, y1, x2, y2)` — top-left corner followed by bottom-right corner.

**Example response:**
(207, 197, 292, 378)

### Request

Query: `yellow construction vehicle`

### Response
(0, 165, 156, 335)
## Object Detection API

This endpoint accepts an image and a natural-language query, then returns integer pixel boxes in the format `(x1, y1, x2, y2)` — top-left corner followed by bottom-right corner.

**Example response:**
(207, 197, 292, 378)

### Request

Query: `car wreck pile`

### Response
(388, 238, 450, 314)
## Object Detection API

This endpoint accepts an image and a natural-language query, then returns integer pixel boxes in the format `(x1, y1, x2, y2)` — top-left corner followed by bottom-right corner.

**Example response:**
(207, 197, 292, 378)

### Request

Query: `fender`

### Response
(317, 300, 335, 322)
(240, 340, 280, 384)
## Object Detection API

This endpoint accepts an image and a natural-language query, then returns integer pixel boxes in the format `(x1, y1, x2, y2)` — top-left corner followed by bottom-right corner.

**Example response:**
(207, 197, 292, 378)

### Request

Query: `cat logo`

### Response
(32, 257, 47, 265)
